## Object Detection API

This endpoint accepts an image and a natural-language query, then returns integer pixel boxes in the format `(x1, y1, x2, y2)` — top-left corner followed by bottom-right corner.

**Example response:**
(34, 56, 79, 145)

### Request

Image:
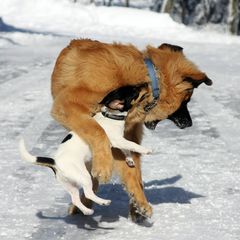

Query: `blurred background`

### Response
(0, 0, 239, 40)
(71, 0, 240, 35)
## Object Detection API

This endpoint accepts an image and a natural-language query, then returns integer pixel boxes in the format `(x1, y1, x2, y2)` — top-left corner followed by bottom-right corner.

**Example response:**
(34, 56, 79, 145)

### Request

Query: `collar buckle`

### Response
(144, 98, 158, 113)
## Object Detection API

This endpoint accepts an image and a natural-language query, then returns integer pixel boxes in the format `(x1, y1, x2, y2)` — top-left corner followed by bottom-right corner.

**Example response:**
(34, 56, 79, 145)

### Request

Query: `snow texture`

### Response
(0, 0, 240, 239)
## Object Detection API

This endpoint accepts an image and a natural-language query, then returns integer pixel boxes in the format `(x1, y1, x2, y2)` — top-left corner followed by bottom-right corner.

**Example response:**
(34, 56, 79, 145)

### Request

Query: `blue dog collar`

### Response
(144, 58, 160, 100)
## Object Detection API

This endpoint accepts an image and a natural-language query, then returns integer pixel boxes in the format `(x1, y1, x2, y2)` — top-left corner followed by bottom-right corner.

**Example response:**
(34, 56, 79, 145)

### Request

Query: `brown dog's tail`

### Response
(19, 138, 55, 169)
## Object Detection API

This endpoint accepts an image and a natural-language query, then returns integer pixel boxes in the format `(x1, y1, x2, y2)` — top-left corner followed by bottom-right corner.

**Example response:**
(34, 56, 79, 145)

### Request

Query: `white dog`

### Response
(20, 86, 152, 215)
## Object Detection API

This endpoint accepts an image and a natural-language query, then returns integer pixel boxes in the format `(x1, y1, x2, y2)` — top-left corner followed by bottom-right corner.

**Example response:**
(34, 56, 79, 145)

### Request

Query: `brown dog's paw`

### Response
(129, 200, 153, 222)
(91, 161, 113, 183)
(139, 204, 153, 218)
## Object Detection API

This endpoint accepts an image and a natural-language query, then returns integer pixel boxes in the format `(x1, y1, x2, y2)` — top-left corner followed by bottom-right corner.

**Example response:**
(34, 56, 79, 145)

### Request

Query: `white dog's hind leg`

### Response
(71, 188, 94, 215)
(82, 185, 111, 206)
(59, 179, 94, 215)
(76, 161, 111, 206)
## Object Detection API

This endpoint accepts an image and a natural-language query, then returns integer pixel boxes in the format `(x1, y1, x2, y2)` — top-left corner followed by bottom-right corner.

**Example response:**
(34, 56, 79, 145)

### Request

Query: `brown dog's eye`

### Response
(139, 93, 148, 102)
(183, 89, 193, 101)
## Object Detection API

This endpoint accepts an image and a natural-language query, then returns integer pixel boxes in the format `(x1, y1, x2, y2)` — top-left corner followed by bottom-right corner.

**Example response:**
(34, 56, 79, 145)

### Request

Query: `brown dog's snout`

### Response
(144, 120, 160, 130)
(145, 101, 193, 130)
(167, 102, 192, 129)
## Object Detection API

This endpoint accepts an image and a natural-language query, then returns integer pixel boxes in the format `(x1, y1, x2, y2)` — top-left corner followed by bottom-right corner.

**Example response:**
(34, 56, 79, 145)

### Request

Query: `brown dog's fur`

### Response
(51, 39, 212, 220)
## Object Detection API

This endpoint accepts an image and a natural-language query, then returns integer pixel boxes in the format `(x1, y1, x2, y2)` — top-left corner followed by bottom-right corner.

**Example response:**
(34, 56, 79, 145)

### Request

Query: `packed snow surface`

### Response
(0, 0, 240, 239)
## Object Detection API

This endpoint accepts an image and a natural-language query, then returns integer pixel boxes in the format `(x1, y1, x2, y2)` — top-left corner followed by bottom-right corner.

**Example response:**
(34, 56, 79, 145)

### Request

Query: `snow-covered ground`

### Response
(0, 0, 240, 239)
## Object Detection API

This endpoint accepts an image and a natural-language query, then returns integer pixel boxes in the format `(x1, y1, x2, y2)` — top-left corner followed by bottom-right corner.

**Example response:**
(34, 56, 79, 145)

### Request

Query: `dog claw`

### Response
(136, 207, 151, 218)
(143, 149, 153, 155)
(129, 196, 152, 221)
(102, 200, 111, 206)
(83, 209, 94, 215)
(91, 163, 112, 183)
(91, 169, 111, 183)
(146, 149, 153, 154)
(126, 157, 135, 167)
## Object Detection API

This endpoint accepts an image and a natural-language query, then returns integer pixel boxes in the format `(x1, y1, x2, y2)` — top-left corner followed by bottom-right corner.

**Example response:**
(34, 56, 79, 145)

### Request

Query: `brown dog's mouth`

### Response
(168, 116, 192, 129)
(145, 117, 192, 130)
(167, 101, 192, 129)
(144, 120, 160, 130)
(145, 101, 193, 130)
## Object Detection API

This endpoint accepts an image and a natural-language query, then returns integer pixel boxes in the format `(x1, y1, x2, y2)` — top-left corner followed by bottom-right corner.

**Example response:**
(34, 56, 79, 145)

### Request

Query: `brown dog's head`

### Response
(144, 43, 213, 130)
(100, 83, 150, 112)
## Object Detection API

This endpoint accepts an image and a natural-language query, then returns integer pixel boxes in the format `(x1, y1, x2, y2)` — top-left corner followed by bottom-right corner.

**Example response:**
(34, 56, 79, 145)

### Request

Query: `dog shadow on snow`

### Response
(36, 174, 203, 230)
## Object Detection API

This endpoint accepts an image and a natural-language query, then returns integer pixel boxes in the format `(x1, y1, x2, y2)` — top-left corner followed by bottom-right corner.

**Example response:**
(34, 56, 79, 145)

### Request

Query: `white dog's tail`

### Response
(19, 138, 55, 169)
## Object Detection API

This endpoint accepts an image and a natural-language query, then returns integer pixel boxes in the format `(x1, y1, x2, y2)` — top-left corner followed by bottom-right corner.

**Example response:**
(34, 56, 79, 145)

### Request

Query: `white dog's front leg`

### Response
(121, 149, 135, 167)
(111, 138, 152, 155)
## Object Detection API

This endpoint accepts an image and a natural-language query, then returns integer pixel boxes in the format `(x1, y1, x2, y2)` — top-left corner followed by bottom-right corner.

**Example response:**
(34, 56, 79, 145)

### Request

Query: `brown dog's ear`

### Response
(158, 43, 183, 52)
(184, 74, 213, 88)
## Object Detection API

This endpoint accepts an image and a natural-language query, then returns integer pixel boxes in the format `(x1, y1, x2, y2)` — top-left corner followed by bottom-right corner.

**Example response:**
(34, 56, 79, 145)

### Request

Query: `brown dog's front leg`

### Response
(51, 92, 113, 183)
(113, 150, 152, 221)
(113, 123, 152, 222)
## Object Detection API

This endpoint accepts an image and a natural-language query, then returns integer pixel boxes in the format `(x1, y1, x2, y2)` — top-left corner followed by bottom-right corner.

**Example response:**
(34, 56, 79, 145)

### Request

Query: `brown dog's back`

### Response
(51, 39, 149, 101)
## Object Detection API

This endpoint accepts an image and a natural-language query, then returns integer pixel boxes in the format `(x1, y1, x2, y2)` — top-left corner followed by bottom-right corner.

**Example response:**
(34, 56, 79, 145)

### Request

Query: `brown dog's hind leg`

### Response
(51, 89, 113, 183)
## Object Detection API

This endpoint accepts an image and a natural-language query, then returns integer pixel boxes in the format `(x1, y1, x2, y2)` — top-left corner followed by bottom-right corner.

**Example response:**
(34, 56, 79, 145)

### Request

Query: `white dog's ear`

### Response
(108, 99, 124, 110)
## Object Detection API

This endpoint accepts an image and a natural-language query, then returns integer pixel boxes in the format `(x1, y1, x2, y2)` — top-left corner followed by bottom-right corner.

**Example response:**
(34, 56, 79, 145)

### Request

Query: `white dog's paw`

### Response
(97, 198, 111, 206)
(82, 208, 94, 215)
(102, 199, 111, 206)
(142, 148, 153, 155)
(126, 157, 135, 167)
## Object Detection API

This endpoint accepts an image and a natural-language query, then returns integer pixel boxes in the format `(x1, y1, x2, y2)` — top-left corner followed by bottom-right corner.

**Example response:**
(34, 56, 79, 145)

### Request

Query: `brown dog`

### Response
(51, 39, 212, 221)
